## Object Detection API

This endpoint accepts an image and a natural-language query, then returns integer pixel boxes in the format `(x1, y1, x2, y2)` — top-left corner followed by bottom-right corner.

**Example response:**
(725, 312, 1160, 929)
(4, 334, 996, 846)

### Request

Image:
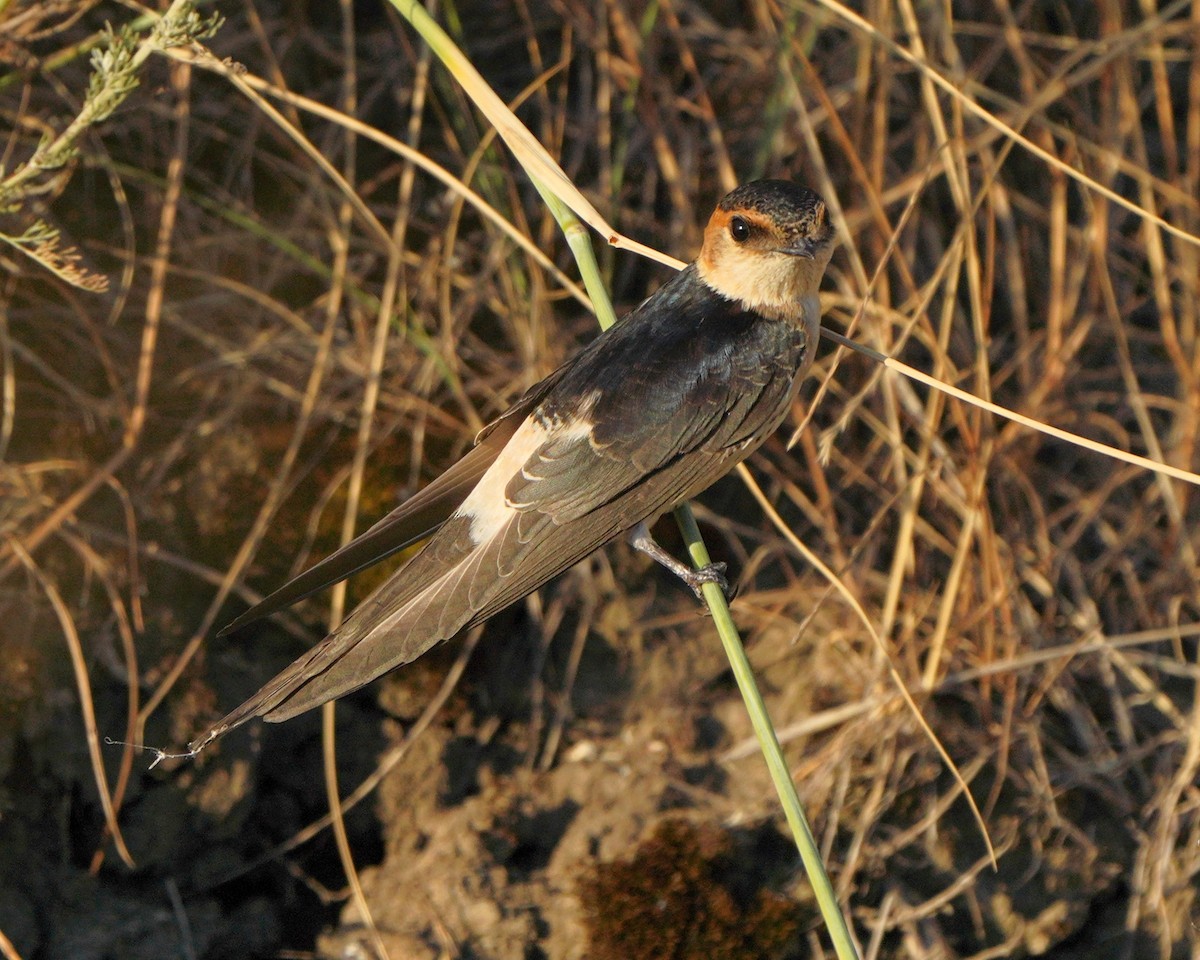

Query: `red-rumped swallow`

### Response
(191, 180, 834, 752)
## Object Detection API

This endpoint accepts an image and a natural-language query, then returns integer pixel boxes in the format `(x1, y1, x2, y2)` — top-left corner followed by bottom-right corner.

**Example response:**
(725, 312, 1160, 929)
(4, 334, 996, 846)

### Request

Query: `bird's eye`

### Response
(729, 216, 751, 243)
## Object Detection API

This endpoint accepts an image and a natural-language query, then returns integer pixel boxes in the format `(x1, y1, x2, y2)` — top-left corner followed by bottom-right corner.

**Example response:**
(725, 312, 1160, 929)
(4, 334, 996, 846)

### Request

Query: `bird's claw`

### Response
(684, 561, 731, 601)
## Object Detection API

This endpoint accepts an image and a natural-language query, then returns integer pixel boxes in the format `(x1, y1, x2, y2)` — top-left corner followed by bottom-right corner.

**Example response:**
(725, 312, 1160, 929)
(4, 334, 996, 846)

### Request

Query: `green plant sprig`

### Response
(0, 1, 222, 291)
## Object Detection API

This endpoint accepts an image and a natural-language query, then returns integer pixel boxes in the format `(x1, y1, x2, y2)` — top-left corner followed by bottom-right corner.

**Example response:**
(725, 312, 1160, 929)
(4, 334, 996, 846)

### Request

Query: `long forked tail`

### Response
(188, 512, 487, 752)
(189, 439, 725, 754)
(189, 494, 588, 752)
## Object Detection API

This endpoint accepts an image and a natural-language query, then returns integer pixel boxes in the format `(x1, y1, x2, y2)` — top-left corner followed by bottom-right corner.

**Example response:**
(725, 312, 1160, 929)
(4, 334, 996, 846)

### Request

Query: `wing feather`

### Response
(195, 265, 818, 749)
(215, 442, 495, 638)
(216, 363, 570, 637)
(190, 443, 733, 749)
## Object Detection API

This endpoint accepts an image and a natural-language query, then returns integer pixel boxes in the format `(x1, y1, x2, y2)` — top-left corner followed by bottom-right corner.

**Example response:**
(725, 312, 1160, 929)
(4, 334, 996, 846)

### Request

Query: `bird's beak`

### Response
(777, 237, 818, 259)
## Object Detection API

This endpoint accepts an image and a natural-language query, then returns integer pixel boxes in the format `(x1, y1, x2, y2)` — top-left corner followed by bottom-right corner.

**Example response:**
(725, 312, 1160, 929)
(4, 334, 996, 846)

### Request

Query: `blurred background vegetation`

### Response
(1, 1, 1198, 958)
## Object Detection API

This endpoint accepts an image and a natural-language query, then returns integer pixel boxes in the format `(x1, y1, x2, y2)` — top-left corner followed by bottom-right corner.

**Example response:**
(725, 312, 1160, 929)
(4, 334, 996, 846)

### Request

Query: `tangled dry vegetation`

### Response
(1, 1, 1198, 958)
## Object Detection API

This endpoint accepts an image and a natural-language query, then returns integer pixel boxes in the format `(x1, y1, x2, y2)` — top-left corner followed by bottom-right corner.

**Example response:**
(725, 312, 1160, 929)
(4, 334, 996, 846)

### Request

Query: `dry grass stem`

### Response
(3, 2, 1198, 957)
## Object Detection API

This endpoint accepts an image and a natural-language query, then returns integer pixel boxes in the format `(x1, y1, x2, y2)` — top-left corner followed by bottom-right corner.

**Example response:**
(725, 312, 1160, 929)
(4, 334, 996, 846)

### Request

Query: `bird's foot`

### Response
(628, 522, 734, 603)
(680, 561, 730, 601)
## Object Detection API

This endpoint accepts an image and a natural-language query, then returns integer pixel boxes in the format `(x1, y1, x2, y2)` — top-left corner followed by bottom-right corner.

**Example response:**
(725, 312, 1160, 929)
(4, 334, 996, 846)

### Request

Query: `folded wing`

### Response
(192, 267, 815, 751)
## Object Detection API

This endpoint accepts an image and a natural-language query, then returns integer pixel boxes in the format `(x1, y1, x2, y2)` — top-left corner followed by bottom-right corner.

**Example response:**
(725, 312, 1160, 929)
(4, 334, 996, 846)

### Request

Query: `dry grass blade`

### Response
(313, 6, 392, 950)
(735, 461, 997, 865)
(0, 447, 134, 575)
(6, 538, 135, 869)
(825, 330, 1200, 488)
(5, 1, 1199, 957)
(811, 0, 1200, 250)
(726, 621, 1200, 763)
(0, 926, 24, 960)
(324, 704, 391, 960)
(163, 45, 595, 309)
(385, 0, 684, 269)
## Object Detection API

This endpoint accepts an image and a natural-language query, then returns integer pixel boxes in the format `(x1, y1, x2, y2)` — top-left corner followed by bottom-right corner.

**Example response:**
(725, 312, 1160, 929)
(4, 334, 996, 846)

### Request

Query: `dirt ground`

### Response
(3, 529, 1188, 959)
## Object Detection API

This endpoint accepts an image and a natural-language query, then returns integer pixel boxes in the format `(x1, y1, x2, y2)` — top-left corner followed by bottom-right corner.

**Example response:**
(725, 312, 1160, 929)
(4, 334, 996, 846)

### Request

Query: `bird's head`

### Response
(696, 180, 834, 322)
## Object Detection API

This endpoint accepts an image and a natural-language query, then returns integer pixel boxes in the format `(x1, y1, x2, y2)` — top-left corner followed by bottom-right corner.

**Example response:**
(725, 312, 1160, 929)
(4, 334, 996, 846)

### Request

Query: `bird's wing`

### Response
(192, 270, 815, 750)
(191, 438, 733, 747)
(216, 365, 570, 637)
(508, 277, 809, 524)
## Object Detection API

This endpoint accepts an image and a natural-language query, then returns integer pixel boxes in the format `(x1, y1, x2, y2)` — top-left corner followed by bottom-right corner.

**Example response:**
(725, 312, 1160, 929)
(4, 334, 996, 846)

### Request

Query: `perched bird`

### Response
(191, 180, 834, 753)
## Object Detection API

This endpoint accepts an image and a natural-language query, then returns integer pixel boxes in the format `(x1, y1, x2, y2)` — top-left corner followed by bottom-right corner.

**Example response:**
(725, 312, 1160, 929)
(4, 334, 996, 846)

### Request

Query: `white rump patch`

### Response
(456, 406, 596, 544)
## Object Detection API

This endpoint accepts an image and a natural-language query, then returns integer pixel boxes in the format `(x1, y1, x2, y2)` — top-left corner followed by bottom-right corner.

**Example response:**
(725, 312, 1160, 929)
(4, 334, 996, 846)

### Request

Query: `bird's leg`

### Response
(628, 521, 730, 601)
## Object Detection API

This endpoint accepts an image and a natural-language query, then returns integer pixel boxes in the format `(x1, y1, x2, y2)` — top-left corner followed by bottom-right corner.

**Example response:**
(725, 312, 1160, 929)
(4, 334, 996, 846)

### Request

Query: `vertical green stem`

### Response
(537, 179, 860, 960)
(673, 506, 860, 960)
(390, 5, 861, 956)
